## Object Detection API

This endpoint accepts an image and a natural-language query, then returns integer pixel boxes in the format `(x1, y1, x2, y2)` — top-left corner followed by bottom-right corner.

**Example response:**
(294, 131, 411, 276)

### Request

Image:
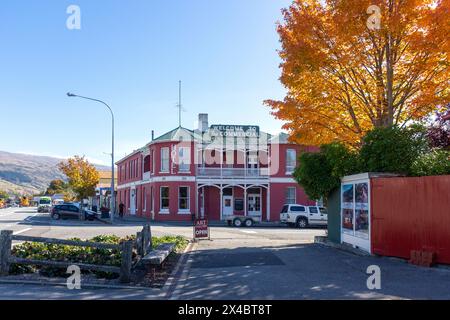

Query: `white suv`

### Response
(280, 204, 328, 228)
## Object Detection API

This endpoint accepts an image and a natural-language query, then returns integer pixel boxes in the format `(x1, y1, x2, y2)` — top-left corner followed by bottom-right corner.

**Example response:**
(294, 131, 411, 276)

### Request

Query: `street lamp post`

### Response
(67, 92, 116, 223)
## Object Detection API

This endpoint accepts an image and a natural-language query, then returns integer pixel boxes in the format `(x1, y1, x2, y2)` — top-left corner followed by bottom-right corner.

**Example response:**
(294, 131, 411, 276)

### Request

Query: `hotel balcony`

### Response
(196, 167, 269, 180)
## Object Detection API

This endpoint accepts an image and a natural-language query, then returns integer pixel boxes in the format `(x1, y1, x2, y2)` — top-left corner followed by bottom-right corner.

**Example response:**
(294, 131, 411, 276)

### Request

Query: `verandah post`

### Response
(0, 230, 13, 275)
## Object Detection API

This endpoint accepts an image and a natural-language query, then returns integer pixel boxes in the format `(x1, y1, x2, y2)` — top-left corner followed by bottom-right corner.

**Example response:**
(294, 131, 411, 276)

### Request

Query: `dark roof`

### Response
(152, 126, 197, 142)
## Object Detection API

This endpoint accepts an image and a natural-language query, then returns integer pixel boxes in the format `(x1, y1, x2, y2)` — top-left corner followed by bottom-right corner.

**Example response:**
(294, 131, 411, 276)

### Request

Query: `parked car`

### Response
(280, 204, 328, 228)
(51, 204, 97, 221)
(37, 196, 52, 213)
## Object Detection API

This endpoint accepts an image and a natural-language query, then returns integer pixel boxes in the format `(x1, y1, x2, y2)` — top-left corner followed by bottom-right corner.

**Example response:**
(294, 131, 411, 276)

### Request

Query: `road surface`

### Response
(1, 207, 449, 300)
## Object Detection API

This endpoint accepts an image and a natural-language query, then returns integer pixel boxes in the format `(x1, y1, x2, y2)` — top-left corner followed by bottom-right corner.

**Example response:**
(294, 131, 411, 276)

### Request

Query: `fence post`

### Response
(136, 231, 143, 257)
(119, 240, 133, 283)
(0, 230, 13, 275)
(143, 225, 152, 255)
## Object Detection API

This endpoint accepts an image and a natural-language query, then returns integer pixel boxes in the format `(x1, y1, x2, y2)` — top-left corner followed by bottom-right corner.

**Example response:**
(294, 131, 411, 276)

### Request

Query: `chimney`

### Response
(198, 113, 208, 132)
(151, 130, 155, 141)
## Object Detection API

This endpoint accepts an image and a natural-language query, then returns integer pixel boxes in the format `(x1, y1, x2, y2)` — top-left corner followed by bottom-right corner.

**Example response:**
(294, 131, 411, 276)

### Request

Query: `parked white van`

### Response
(280, 204, 328, 228)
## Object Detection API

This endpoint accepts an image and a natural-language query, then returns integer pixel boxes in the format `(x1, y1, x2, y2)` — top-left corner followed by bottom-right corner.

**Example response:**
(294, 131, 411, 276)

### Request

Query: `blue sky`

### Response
(0, 0, 291, 165)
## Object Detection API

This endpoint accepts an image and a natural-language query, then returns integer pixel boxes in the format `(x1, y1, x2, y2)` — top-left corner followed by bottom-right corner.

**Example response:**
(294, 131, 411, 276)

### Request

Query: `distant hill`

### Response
(0, 151, 109, 195)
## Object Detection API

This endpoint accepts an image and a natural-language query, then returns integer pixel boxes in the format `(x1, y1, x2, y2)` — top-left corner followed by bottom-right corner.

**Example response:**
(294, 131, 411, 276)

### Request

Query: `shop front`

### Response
(198, 184, 268, 222)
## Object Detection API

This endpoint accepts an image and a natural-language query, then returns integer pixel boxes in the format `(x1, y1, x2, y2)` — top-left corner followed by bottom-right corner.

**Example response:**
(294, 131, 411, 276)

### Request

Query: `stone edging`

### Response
(0, 278, 160, 291)
(314, 236, 371, 257)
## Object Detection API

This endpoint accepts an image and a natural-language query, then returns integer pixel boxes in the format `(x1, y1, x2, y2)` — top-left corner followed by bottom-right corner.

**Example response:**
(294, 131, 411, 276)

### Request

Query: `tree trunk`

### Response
(385, 1, 395, 126)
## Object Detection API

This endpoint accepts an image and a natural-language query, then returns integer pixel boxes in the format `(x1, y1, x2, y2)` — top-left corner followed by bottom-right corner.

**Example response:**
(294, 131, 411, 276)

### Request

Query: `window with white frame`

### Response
(143, 187, 147, 212)
(160, 187, 169, 212)
(286, 149, 296, 174)
(161, 147, 169, 172)
(151, 150, 155, 173)
(178, 147, 191, 172)
(151, 186, 154, 213)
(178, 187, 190, 212)
(286, 187, 296, 204)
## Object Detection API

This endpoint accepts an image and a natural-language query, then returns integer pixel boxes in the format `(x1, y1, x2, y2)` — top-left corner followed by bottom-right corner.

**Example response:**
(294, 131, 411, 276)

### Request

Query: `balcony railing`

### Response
(197, 167, 269, 179)
(143, 171, 151, 181)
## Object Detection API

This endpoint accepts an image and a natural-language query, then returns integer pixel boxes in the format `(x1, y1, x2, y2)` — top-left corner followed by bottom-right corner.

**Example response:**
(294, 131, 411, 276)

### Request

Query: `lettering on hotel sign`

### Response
(210, 125, 260, 137)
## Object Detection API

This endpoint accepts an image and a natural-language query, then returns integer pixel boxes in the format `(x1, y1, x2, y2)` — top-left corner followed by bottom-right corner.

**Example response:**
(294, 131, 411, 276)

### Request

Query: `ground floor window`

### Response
(160, 187, 169, 212)
(178, 187, 190, 212)
(151, 187, 154, 213)
(286, 187, 296, 204)
(143, 187, 147, 212)
(234, 199, 244, 211)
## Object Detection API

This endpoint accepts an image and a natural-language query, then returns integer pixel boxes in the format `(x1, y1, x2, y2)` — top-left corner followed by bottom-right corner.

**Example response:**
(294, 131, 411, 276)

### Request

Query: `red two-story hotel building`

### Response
(116, 114, 317, 222)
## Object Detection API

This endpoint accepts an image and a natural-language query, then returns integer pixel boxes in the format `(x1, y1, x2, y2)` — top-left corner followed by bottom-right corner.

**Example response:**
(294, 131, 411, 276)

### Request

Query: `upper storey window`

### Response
(286, 149, 296, 174)
(178, 147, 191, 172)
(161, 147, 170, 173)
(144, 155, 151, 173)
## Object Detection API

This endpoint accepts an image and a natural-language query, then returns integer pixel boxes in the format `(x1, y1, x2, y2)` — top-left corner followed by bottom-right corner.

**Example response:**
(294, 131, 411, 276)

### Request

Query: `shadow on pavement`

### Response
(174, 243, 450, 300)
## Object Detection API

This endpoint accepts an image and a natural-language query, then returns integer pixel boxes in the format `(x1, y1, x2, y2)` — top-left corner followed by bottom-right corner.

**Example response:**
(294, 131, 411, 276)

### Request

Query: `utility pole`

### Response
(67, 93, 116, 223)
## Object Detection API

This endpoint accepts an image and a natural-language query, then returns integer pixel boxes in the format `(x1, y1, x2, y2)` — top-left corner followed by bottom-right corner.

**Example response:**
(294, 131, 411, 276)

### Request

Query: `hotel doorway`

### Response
(222, 187, 233, 218)
(130, 188, 136, 215)
(247, 188, 261, 221)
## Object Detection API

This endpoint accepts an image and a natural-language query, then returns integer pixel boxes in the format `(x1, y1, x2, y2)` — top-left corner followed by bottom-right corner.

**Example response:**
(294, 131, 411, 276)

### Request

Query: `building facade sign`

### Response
(210, 125, 260, 137)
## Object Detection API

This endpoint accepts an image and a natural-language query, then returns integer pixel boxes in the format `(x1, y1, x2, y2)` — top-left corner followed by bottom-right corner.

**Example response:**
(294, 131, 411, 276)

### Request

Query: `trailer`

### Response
(224, 215, 259, 228)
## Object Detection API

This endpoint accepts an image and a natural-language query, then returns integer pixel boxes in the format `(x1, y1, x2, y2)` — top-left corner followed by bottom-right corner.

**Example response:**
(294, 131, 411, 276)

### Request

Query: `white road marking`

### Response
(239, 230, 257, 234)
(24, 211, 39, 221)
(14, 228, 32, 235)
(0, 212, 16, 217)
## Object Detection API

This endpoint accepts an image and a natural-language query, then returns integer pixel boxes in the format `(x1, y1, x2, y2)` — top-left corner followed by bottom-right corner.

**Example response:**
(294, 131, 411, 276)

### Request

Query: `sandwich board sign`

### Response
(193, 219, 210, 241)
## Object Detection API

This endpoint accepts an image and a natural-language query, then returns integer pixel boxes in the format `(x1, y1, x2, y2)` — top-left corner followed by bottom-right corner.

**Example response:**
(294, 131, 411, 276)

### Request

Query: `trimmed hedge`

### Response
(295, 126, 450, 201)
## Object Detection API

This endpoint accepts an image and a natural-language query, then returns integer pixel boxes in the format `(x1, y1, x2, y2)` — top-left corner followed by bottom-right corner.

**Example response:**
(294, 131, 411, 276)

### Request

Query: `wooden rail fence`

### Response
(0, 225, 154, 283)
(0, 230, 134, 283)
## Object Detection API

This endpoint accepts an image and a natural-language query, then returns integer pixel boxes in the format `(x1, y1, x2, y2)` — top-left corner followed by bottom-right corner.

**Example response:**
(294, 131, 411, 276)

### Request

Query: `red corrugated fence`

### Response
(371, 175, 450, 264)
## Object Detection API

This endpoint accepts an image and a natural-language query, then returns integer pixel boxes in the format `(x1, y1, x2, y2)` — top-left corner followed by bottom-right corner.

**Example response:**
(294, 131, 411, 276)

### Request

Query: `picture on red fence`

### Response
(355, 183, 369, 207)
(342, 184, 354, 209)
(342, 209, 354, 232)
(355, 210, 369, 239)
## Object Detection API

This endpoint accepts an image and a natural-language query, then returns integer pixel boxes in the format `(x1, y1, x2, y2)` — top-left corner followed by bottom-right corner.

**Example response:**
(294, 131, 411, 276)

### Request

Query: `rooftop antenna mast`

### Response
(177, 80, 182, 127)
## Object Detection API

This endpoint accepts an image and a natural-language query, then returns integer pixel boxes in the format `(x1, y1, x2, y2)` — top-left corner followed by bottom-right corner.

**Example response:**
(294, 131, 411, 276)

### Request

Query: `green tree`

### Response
(0, 190, 9, 200)
(411, 150, 450, 177)
(294, 143, 360, 200)
(45, 179, 69, 195)
(359, 126, 427, 175)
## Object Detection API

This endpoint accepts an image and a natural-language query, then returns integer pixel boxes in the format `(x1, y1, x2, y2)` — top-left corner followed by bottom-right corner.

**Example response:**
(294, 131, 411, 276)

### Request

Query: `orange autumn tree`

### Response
(58, 156, 100, 200)
(266, 0, 450, 147)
